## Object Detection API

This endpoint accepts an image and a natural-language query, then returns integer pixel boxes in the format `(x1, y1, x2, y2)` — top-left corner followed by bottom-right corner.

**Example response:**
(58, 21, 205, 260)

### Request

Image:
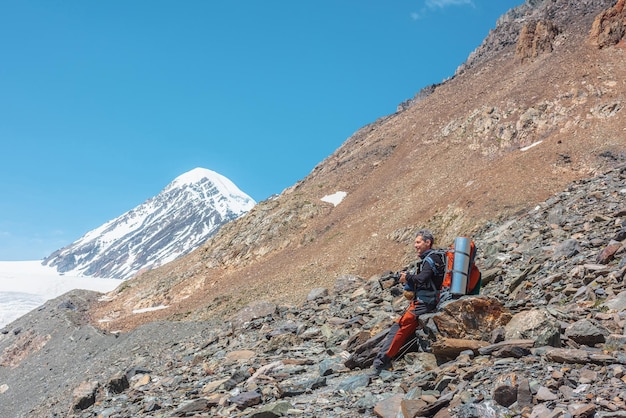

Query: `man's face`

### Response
(414, 235, 431, 256)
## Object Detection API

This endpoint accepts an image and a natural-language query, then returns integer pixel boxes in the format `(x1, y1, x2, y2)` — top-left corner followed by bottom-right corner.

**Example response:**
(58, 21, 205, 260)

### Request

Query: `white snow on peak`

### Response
(166, 168, 253, 207)
(321, 191, 347, 207)
(166, 167, 223, 189)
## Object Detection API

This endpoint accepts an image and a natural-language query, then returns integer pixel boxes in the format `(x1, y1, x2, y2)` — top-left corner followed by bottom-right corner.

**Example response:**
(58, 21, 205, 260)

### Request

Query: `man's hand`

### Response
(399, 272, 407, 284)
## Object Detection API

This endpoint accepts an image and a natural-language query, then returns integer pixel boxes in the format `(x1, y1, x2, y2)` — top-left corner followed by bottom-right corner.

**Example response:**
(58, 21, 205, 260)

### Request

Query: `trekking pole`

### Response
(395, 335, 419, 360)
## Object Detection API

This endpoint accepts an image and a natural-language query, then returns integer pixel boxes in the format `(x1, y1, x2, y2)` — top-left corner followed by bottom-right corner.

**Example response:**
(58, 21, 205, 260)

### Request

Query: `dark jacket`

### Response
(404, 249, 445, 294)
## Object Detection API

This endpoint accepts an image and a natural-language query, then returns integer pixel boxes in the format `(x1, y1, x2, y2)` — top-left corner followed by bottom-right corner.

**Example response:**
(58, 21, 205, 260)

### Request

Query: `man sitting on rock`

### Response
(372, 229, 445, 374)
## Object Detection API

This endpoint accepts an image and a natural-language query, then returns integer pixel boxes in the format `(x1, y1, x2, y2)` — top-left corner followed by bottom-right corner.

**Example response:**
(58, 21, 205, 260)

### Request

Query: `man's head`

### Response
(414, 229, 434, 256)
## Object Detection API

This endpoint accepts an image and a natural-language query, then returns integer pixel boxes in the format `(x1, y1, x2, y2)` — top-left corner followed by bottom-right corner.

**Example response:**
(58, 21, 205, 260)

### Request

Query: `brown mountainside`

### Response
(92, 0, 625, 331)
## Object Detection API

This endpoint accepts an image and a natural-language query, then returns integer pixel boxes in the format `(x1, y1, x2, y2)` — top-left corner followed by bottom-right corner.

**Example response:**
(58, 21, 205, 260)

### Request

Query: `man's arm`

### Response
(401, 261, 435, 290)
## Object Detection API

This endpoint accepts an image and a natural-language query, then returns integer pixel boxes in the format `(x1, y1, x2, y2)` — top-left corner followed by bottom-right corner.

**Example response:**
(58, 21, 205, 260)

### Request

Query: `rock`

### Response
(517, 377, 533, 407)
(223, 369, 251, 391)
(306, 287, 329, 301)
(107, 371, 129, 394)
(249, 401, 294, 418)
(505, 309, 556, 341)
(72, 380, 99, 411)
(430, 337, 490, 361)
(565, 319, 610, 346)
(570, 403, 596, 418)
(515, 20, 560, 63)
(336, 374, 370, 392)
(544, 348, 590, 364)
(131, 373, 151, 389)
(226, 349, 257, 362)
(334, 274, 364, 294)
(534, 323, 562, 348)
(171, 399, 213, 417)
(552, 239, 582, 259)
(604, 291, 626, 312)
(373, 394, 404, 418)
(535, 386, 558, 401)
(279, 377, 327, 397)
(401, 399, 429, 418)
(596, 242, 623, 264)
(478, 339, 535, 356)
(229, 390, 263, 408)
(318, 357, 344, 376)
(203, 378, 230, 393)
(492, 373, 518, 407)
(589, 0, 626, 48)
(232, 301, 277, 329)
(429, 296, 512, 340)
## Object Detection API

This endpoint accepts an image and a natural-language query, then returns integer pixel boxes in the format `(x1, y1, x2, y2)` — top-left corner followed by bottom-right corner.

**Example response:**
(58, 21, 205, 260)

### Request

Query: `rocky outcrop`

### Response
(458, 0, 615, 75)
(589, 0, 626, 47)
(515, 20, 560, 62)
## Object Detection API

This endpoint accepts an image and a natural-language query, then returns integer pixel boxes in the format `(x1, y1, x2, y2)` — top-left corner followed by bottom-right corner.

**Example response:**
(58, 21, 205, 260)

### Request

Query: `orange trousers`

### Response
(381, 299, 430, 359)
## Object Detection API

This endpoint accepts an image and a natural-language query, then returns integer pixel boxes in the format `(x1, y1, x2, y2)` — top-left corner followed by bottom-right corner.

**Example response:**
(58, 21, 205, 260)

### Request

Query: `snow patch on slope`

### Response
(321, 191, 347, 207)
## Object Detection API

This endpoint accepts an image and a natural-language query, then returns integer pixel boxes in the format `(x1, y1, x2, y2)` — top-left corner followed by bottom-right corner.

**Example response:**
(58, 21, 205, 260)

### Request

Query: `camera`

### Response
(378, 271, 403, 290)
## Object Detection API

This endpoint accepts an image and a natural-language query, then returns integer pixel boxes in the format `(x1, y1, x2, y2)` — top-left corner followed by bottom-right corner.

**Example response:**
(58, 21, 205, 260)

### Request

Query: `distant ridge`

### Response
(42, 167, 255, 279)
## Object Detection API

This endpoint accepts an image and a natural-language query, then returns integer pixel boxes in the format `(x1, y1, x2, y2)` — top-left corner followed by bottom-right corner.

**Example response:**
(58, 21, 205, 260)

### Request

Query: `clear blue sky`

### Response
(0, 0, 522, 260)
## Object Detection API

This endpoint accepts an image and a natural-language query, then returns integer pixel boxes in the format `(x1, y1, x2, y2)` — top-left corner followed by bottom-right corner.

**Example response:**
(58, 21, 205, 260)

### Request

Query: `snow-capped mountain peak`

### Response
(42, 168, 256, 279)
(164, 167, 253, 213)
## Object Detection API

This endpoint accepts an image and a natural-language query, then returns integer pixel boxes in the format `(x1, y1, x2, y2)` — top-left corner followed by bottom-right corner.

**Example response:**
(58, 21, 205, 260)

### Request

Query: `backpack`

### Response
(424, 237, 482, 306)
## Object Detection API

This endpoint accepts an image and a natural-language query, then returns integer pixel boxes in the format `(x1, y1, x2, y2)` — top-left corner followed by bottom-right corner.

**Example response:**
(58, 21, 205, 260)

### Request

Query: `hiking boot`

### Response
(370, 363, 393, 377)
(372, 354, 392, 375)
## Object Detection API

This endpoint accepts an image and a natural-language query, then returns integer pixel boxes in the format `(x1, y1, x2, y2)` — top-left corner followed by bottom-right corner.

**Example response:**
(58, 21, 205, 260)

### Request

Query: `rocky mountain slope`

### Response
(0, 151, 624, 418)
(42, 167, 255, 279)
(88, 0, 625, 331)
